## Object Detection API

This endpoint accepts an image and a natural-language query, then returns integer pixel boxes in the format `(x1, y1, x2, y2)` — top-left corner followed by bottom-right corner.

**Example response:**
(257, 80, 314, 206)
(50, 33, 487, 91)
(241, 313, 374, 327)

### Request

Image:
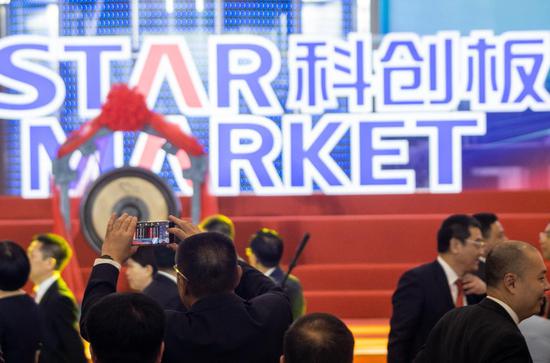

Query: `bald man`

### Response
(415, 241, 549, 363)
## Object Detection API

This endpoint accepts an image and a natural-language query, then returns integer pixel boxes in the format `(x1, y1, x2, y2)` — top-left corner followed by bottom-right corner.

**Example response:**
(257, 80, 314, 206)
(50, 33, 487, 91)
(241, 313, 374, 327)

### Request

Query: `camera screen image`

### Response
(133, 221, 174, 245)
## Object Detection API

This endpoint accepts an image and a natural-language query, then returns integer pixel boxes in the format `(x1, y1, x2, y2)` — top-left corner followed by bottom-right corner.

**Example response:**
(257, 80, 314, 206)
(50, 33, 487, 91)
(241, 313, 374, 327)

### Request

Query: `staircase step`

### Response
(233, 213, 549, 264)
(293, 263, 414, 291)
(304, 290, 393, 319)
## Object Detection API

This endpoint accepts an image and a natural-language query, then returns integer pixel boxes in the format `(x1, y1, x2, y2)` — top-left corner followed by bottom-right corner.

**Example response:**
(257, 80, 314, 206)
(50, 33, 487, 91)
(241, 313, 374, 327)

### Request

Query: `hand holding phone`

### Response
(167, 215, 201, 241)
(133, 221, 177, 246)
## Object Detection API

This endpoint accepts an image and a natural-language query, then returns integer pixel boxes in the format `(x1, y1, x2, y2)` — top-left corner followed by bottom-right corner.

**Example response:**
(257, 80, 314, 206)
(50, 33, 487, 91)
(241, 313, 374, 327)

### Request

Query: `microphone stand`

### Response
(281, 233, 310, 288)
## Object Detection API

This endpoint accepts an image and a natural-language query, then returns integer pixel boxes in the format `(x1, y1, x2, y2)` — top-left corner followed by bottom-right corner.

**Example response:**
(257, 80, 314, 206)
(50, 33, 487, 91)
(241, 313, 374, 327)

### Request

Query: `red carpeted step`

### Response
(304, 290, 393, 319)
(218, 191, 550, 217)
(233, 213, 550, 265)
(293, 263, 415, 291)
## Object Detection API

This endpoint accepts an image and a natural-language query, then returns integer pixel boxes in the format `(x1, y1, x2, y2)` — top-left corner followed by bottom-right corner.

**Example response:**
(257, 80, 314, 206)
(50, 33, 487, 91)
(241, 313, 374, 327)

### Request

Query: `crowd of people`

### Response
(1, 211, 550, 362)
(388, 213, 550, 363)
(0, 214, 351, 363)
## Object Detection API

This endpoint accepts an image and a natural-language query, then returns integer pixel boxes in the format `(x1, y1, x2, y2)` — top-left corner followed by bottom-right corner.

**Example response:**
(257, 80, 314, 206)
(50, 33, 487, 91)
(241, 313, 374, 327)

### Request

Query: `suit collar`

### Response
(157, 271, 177, 284)
(479, 298, 521, 329)
(430, 260, 455, 308)
(35, 274, 59, 303)
(483, 297, 520, 325)
(437, 256, 460, 285)
(268, 266, 284, 281)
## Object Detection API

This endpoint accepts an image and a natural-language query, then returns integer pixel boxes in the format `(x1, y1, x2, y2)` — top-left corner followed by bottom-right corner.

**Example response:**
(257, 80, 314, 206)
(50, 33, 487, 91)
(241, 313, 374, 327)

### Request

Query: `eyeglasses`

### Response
(465, 239, 486, 249)
(173, 265, 189, 282)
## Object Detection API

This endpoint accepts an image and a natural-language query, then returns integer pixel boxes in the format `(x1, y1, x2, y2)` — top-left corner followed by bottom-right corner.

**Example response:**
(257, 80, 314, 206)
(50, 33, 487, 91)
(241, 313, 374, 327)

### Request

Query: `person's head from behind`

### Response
(85, 293, 165, 363)
(437, 214, 484, 276)
(153, 246, 176, 273)
(198, 214, 235, 240)
(27, 233, 72, 284)
(282, 313, 354, 363)
(473, 212, 507, 256)
(0, 241, 30, 292)
(246, 228, 283, 272)
(125, 247, 157, 292)
(175, 232, 242, 308)
(486, 241, 550, 321)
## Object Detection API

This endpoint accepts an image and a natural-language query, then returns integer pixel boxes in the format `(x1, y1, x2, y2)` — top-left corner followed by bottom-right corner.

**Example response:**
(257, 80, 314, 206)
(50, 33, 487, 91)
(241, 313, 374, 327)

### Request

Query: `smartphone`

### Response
(133, 221, 177, 245)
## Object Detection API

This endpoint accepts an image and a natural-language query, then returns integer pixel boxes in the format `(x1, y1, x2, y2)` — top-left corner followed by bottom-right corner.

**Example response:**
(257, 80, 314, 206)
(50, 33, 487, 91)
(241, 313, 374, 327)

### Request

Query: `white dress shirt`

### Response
(264, 267, 276, 277)
(158, 270, 177, 284)
(437, 256, 467, 306)
(34, 273, 59, 303)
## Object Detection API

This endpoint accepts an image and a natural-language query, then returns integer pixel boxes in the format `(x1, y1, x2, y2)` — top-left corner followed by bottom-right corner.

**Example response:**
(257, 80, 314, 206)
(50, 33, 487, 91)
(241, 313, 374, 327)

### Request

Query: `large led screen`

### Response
(1, 0, 549, 197)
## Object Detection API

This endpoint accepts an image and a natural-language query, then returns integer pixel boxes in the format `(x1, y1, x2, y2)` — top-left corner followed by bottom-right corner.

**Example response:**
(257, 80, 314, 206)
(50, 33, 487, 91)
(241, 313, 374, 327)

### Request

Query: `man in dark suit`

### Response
(143, 247, 186, 311)
(27, 233, 86, 363)
(415, 241, 549, 362)
(81, 214, 292, 363)
(387, 214, 486, 363)
(246, 228, 305, 320)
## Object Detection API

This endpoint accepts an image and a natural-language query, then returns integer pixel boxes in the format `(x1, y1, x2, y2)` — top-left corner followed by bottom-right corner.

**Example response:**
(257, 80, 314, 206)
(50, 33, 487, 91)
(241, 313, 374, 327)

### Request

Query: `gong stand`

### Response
(51, 84, 209, 251)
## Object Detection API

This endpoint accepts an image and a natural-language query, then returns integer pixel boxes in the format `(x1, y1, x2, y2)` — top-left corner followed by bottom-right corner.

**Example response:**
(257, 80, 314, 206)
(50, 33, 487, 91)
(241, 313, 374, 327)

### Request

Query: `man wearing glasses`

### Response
(80, 213, 292, 363)
(387, 214, 486, 363)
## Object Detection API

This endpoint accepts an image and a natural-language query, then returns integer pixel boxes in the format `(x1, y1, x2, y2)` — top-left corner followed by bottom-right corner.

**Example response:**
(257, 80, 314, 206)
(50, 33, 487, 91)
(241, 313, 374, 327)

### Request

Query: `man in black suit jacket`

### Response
(415, 241, 549, 363)
(81, 214, 292, 363)
(246, 228, 305, 320)
(387, 215, 486, 363)
(27, 233, 86, 363)
(143, 247, 186, 311)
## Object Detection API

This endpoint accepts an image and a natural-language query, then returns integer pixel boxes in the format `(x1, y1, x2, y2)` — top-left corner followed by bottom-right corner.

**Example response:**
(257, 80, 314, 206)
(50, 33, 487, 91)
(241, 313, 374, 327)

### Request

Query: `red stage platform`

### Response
(1, 190, 549, 321)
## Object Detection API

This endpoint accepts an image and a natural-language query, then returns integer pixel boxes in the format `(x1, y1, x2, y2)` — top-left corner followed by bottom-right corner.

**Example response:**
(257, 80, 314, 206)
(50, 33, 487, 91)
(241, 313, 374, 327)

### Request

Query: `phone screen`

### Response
(133, 221, 174, 245)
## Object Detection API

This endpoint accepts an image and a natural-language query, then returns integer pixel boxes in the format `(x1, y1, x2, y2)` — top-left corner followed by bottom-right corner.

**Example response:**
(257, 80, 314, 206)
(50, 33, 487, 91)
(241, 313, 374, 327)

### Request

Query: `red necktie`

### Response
(455, 279, 464, 307)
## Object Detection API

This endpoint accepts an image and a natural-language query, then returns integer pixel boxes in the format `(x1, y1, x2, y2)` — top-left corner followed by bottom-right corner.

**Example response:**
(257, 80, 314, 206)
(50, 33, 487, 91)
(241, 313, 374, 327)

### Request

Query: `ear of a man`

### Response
(279, 355, 285, 363)
(503, 272, 517, 292)
(449, 238, 461, 255)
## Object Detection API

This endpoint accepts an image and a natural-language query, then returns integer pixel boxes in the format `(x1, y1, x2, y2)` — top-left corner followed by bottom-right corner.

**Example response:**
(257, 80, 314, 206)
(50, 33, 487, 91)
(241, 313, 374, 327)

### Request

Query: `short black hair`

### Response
(437, 214, 481, 253)
(85, 293, 165, 363)
(130, 247, 158, 274)
(199, 215, 235, 239)
(33, 233, 72, 271)
(249, 229, 283, 268)
(473, 213, 499, 240)
(0, 241, 30, 291)
(283, 313, 354, 363)
(153, 247, 176, 270)
(485, 241, 537, 288)
(176, 232, 237, 298)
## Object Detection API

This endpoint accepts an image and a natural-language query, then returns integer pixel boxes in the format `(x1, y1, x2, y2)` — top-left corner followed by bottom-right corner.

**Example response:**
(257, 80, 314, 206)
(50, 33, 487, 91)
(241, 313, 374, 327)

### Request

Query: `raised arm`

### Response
(80, 213, 137, 340)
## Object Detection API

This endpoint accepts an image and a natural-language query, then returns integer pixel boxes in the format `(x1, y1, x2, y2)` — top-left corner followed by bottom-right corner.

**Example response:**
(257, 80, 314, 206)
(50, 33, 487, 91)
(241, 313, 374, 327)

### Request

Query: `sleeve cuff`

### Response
(94, 258, 121, 270)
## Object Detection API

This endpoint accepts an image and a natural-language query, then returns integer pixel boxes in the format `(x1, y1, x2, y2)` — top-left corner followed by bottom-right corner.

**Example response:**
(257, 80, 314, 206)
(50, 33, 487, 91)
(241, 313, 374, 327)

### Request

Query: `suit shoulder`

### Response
(399, 261, 438, 281)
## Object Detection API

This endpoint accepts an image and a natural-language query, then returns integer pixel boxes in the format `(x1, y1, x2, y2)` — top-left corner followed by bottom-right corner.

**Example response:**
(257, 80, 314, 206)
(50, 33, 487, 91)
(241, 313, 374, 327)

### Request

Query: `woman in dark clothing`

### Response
(0, 240, 41, 363)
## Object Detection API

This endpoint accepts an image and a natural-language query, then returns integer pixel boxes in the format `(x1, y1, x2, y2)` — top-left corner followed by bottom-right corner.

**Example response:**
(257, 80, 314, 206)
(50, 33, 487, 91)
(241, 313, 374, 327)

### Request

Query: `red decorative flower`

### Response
(97, 84, 151, 131)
